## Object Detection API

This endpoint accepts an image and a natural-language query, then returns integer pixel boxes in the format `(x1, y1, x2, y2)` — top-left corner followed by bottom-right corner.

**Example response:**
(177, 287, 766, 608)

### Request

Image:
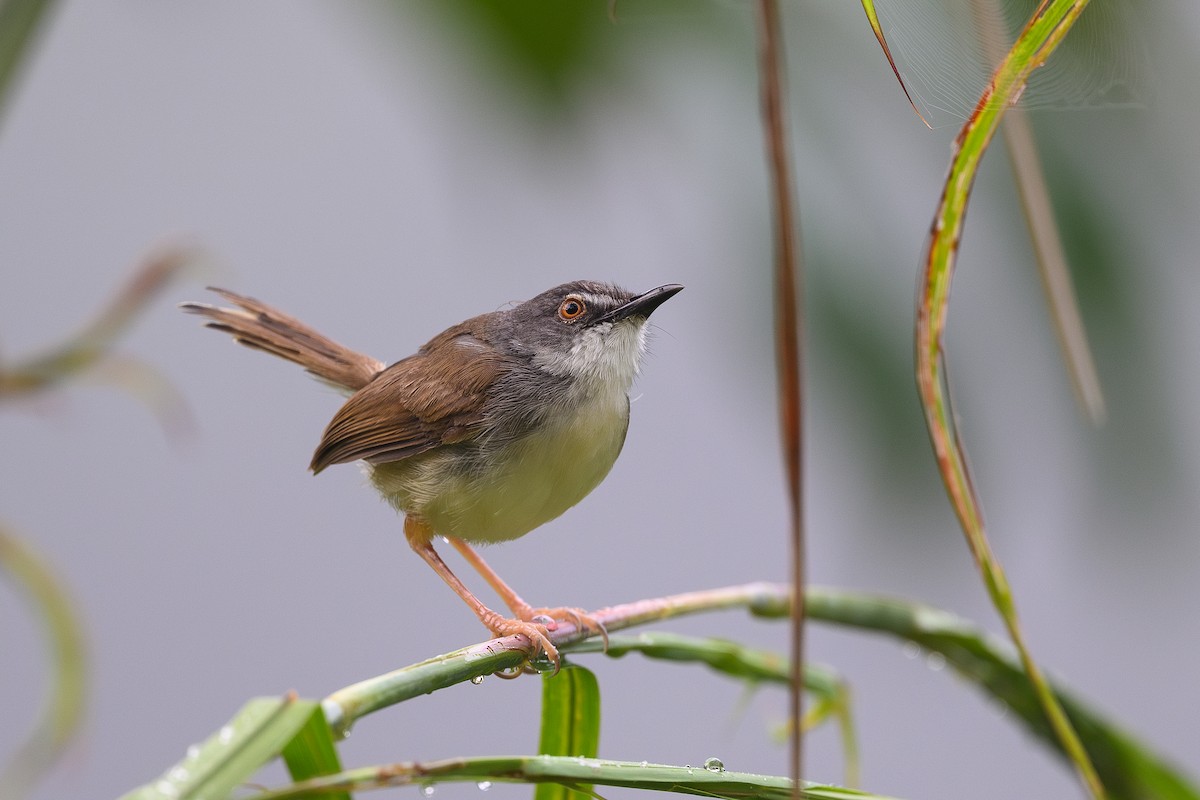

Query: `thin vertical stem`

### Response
(968, 0, 1106, 424)
(754, 0, 806, 792)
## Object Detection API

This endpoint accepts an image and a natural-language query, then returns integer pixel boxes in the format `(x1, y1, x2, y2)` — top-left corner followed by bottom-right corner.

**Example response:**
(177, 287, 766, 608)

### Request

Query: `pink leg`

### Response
(404, 517, 558, 667)
(448, 538, 609, 650)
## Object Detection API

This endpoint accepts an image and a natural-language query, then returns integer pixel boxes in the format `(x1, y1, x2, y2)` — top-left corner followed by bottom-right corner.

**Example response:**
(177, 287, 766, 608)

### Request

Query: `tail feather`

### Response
(181, 287, 384, 393)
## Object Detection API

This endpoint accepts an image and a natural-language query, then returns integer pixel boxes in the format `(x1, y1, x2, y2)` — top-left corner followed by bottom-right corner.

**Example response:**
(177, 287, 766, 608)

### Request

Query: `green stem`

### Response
(322, 583, 786, 735)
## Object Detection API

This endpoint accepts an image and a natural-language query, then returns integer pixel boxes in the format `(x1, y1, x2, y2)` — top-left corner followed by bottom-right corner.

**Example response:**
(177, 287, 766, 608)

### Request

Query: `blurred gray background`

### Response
(2, 2, 1198, 799)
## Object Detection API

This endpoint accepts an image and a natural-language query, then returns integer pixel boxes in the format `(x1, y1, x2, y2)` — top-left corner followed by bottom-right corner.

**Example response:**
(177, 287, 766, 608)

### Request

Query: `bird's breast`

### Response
(371, 389, 631, 543)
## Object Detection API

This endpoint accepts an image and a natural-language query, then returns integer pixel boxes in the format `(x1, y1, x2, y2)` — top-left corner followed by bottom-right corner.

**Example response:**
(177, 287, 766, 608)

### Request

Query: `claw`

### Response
(524, 606, 609, 652)
(480, 610, 560, 673)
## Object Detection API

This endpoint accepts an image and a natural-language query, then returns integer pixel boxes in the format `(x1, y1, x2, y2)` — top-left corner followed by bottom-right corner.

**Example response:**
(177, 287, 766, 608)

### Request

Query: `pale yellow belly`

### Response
(369, 394, 630, 543)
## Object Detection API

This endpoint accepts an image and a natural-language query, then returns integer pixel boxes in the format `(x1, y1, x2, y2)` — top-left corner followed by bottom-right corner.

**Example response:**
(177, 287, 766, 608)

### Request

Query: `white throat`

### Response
(531, 320, 647, 393)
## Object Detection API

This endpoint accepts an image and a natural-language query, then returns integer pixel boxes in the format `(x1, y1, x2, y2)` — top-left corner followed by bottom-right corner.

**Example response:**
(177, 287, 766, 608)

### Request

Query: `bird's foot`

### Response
(479, 610, 560, 673)
(519, 605, 610, 652)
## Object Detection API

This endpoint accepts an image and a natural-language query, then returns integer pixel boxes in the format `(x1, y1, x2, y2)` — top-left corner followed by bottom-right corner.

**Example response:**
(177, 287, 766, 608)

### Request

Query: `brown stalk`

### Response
(753, 0, 806, 792)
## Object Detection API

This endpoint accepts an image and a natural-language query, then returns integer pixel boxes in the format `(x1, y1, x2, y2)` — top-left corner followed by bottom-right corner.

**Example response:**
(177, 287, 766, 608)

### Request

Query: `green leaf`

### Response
(120, 694, 327, 800)
(281, 704, 351, 800)
(536, 665, 600, 800)
(806, 589, 1200, 800)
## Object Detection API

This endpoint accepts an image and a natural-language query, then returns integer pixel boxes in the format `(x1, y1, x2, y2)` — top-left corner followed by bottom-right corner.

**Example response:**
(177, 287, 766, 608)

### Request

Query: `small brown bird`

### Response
(183, 281, 681, 667)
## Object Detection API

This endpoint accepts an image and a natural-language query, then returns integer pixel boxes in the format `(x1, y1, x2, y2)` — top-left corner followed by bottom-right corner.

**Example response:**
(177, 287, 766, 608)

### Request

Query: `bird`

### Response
(182, 280, 682, 668)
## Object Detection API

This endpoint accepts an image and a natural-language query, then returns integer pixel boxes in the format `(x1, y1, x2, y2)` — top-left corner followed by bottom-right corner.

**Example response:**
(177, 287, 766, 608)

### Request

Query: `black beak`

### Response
(595, 284, 684, 324)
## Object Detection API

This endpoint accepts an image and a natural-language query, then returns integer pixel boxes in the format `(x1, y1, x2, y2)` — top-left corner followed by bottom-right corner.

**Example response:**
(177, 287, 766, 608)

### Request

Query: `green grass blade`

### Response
(913, 1, 1104, 795)
(120, 694, 326, 800)
(281, 704, 351, 800)
(536, 665, 601, 800)
(248, 755, 897, 800)
(858, 0, 929, 126)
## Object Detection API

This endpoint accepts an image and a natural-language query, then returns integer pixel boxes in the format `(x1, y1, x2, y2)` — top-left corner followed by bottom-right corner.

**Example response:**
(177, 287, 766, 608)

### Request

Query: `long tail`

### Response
(181, 288, 384, 393)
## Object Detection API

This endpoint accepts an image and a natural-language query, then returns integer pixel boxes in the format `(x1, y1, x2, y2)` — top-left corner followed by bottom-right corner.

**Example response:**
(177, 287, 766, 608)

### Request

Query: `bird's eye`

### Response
(558, 297, 586, 321)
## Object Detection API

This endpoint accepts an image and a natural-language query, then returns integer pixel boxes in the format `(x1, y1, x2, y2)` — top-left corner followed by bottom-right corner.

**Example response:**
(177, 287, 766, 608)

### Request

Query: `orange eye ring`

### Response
(558, 297, 586, 321)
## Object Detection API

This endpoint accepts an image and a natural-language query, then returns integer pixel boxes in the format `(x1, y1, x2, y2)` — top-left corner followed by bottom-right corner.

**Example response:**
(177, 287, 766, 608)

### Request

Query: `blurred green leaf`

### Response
(536, 665, 600, 800)
(0, 524, 86, 800)
(399, 1, 740, 115)
(120, 694, 326, 800)
(0, 248, 194, 397)
(809, 266, 937, 500)
(0, 0, 57, 125)
(1041, 138, 1182, 509)
(0, 247, 198, 435)
(410, 0, 605, 110)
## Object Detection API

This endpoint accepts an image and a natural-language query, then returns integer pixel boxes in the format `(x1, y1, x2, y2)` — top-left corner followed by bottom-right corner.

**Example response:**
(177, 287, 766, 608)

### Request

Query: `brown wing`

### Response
(309, 329, 500, 473)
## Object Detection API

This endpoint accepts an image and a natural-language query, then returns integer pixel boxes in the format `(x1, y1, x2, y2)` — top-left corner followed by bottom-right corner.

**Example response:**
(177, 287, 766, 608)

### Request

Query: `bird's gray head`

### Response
(504, 280, 683, 390)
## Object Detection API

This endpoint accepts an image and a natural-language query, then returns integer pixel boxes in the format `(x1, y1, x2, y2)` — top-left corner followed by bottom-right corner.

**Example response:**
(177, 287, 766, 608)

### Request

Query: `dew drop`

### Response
(185, 744, 201, 761)
(155, 780, 180, 798)
(901, 641, 921, 659)
(639, 761, 649, 768)
(168, 766, 189, 782)
(477, 780, 492, 792)
(703, 757, 724, 773)
(421, 783, 436, 796)
(925, 651, 947, 671)
(217, 725, 234, 744)
(471, 675, 485, 685)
